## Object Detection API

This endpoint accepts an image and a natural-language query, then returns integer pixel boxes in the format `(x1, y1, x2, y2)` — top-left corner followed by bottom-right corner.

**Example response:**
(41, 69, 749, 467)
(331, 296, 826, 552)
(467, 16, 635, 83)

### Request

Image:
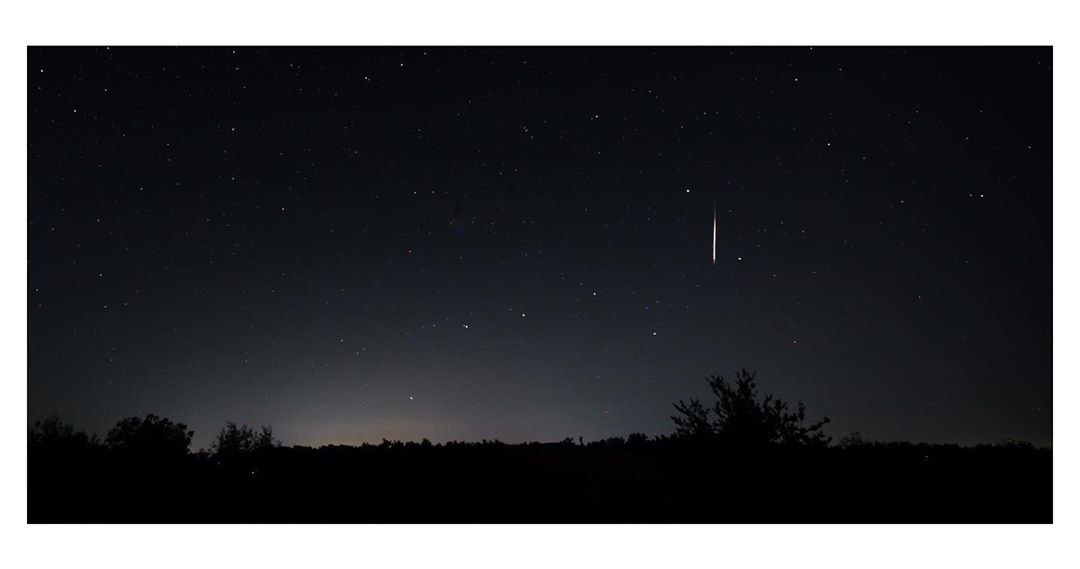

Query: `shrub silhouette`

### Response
(672, 369, 831, 446)
(105, 414, 193, 457)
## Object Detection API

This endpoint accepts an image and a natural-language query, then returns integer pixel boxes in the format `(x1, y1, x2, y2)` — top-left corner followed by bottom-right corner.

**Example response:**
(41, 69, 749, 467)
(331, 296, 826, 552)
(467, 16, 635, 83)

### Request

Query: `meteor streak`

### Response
(711, 198, 717, 265)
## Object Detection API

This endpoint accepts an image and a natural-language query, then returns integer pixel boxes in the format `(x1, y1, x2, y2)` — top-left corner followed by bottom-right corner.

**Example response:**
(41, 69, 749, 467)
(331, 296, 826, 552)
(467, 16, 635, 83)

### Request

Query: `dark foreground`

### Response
(30, 438, 1050, 523)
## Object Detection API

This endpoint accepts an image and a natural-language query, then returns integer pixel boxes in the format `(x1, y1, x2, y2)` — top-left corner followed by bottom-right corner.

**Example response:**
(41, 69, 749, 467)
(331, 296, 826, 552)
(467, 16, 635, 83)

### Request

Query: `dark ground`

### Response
(29, 437, 1050, 523)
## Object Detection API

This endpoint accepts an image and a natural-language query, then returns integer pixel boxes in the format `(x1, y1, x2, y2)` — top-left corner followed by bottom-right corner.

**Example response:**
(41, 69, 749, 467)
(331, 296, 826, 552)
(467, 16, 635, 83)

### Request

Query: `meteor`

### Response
(711, 198, 717, 265)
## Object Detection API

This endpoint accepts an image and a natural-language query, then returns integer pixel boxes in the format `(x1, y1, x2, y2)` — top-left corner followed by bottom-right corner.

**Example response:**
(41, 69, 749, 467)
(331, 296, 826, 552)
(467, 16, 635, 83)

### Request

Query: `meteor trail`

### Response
(711, 197, 717, 265)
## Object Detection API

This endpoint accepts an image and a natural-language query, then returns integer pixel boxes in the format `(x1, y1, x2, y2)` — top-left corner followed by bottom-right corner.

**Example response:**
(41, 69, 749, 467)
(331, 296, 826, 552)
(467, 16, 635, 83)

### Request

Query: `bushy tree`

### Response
(672, 369, 831, 446)
(105, 414, 193, 456)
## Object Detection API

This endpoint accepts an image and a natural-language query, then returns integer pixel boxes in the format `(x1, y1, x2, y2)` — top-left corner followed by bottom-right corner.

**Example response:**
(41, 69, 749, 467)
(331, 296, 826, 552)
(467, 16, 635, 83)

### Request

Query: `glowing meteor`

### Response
(711, 198, 717, 265)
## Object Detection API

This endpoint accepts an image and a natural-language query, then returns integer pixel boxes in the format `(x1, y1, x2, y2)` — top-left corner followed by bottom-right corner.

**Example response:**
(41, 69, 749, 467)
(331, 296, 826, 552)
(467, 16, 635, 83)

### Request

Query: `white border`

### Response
(4, 1, 1075, 568)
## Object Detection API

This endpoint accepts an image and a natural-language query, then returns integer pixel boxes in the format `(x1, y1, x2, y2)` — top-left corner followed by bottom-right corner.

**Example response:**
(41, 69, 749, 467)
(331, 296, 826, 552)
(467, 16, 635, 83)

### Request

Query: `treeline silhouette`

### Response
(29, 370, 1050, 522)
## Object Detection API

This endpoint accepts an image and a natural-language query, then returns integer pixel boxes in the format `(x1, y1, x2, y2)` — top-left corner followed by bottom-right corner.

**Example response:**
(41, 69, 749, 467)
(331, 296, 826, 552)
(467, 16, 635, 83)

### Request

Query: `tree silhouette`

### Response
(839, 431, 868, 448)
(211, 422, 279, 460)
(29, 415, 97, 450)
(26, 411, 1050, 522)
(671, 398, 712, 438)
(672, 369, 831, 446)
(255, 425, 279, 450)
(105, 414, 193, 457)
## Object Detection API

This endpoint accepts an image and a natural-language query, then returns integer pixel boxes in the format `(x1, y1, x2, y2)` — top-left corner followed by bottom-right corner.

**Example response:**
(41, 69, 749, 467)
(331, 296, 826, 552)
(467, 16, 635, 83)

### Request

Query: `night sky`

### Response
(28, 47, 1052, 449)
